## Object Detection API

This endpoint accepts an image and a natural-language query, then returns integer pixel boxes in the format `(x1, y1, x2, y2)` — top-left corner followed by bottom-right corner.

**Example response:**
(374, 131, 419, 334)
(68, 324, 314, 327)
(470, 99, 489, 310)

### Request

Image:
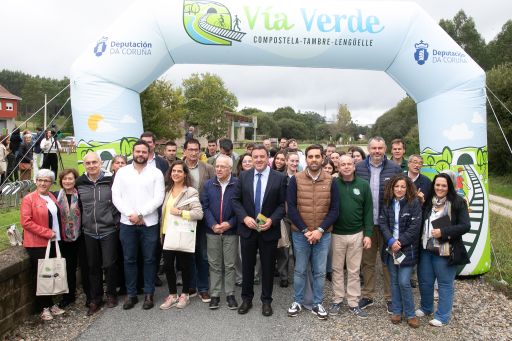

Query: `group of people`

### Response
(0, 127, 61, 184)
(20, 132, 470, 329)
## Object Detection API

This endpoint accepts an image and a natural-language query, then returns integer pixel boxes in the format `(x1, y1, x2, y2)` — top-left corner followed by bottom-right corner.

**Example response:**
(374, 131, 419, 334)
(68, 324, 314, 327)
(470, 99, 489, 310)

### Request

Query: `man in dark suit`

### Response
(232, 144, 287, 317)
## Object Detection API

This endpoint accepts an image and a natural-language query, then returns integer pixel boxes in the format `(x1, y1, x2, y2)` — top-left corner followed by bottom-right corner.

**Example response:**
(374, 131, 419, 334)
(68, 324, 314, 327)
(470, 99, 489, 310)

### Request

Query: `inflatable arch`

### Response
(70, 0, 489, 275)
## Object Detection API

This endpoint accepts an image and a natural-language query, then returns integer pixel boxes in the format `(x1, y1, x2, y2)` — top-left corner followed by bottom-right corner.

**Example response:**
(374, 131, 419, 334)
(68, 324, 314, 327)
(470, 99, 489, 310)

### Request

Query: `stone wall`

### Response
(0, 246, 34, 338)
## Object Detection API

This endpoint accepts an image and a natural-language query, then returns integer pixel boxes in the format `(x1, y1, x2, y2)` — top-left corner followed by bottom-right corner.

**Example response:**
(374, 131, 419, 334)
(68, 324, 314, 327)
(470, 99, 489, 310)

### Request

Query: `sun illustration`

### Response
(88, 114, 104, 131)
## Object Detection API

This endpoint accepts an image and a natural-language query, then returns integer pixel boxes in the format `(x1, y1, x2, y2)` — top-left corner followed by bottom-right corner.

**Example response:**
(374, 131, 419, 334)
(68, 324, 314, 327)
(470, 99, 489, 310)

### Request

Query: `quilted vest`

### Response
(292, 170, 333, 232)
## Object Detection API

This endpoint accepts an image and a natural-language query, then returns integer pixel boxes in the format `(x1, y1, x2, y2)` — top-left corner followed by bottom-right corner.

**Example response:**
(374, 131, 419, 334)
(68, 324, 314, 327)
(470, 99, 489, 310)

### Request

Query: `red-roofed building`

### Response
(0, 84, 21, 133)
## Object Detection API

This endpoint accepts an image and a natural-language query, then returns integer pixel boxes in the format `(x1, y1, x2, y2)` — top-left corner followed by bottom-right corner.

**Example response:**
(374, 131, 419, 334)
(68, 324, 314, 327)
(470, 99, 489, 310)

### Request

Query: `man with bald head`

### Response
(328, 155, 373, 318)
(76, 152, 120, 315)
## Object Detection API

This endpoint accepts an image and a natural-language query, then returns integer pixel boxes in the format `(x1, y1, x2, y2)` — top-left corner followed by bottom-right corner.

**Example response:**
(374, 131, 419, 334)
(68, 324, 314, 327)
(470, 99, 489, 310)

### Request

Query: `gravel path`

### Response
(6, 269, 512, 341)
(489, 194, 512, 218)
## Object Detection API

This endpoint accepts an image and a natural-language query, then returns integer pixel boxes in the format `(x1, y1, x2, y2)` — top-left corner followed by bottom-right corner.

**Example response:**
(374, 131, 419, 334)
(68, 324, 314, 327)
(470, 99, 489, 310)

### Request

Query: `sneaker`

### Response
(189, 289, 198, 298)
(328, 302, 343, 316)
(311, 304, 328, 320)
(160, 295, 178, 310)
(40, 308, 53, 321)
(50, 304, 65, 316)
(227, 295, 238, 310)
(415, 308, 426, 317)
(358, 298, 374, 310)
(199, 292, 211, 303)
(287, 302, 302, 317)
(429, 319, 445, 327)
(209, 297, 220, 309)
(349, 306, 368, 319)
(176, 294, 190, 309)
(386, 301, 392, 315)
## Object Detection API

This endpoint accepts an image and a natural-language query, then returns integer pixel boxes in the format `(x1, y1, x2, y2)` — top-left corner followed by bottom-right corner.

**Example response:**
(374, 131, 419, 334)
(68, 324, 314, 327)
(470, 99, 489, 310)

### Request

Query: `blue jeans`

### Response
(418, 249, 457, 324)
(190, 224, 209, 293)
(292, 231, 331, 305)
(119, 223, 159, 297)
(386, 258, 415, 319)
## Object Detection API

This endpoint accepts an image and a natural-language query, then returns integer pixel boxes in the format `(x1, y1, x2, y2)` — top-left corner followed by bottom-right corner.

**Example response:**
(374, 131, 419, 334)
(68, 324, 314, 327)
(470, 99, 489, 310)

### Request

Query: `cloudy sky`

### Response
(1, 0, 510, 125)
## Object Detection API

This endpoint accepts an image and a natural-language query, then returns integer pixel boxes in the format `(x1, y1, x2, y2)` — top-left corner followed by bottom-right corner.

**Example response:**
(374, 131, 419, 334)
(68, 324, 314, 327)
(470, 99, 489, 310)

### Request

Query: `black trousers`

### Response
(41, 153, 58, 176)
(241, 232, 278, 304)
(60, 235, 90, 302)
(84, 232, 118, 304)
(162, 248, 191, 295)
(26, 244, 57, 312)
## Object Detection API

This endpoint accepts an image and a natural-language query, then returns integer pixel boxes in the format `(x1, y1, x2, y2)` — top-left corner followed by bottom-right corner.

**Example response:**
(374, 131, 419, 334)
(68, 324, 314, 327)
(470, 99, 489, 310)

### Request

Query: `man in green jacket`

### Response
(329, 155, 373, 319)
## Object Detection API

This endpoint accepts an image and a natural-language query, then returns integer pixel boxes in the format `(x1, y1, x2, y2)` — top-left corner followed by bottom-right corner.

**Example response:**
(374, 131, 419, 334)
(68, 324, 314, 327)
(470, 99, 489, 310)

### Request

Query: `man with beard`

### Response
(163, 141, 180, 165)
(286, 144, 339, 320)
(112, 140, 165, 310)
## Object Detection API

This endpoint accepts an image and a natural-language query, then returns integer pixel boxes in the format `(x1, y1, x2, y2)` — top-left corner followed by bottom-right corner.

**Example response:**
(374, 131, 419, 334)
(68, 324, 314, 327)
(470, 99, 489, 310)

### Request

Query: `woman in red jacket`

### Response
(21, 168, 65, 321)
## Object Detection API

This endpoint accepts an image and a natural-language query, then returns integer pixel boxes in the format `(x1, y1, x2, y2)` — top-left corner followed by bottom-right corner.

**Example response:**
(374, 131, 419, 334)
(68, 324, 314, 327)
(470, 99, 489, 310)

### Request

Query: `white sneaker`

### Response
(40, 308, 53, 321)
(429, 319, 445, 327)
(176, 294, 190, 309)
(311, 304, 328, 320)
(50, 304, 65, 316)
(160, 295, 178, 310)
(287, 302, 302, 317)
(415, 309, 426, 317)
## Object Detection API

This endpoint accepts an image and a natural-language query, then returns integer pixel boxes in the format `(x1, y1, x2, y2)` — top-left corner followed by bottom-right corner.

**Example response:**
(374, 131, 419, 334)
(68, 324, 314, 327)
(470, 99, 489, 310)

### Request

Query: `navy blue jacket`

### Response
(379, 198, 422, 267)
(356, 156, 402, 208)
(200, 176, 238, 235)
(413, 173, 432, 203)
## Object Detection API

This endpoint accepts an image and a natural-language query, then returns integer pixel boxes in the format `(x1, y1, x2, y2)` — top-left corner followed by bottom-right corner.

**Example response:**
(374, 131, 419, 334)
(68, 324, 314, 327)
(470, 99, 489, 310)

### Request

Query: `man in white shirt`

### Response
(112, 140, 165, 311)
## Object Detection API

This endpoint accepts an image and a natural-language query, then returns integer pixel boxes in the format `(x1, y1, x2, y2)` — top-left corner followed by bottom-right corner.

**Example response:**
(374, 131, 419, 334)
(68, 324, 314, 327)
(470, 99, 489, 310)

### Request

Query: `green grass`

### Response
(0, 152, 79, 251)
(489, 174, 512, 200)
(486, 211, 512, 297)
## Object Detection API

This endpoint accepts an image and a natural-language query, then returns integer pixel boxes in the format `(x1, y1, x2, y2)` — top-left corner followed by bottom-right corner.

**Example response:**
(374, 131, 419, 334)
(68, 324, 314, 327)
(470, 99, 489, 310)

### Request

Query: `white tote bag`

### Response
(36, 240, 69, 296)
(163, 214, 197, 253)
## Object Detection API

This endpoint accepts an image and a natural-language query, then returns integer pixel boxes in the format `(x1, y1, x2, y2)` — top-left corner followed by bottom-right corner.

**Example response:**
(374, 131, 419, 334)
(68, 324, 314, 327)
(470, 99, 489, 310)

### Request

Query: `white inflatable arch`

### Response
(71, 0, 489, 275)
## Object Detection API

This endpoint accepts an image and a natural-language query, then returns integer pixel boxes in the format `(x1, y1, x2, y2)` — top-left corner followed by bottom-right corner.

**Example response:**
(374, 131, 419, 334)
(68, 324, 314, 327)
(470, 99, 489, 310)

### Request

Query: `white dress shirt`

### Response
(112, 163, 165, 226)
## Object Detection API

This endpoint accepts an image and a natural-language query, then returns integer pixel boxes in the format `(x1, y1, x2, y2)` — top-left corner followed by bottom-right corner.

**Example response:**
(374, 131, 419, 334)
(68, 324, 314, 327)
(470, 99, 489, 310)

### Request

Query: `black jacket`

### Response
(355, 157, 402, 210)
(231, 168, 287, 241)
(422, 195, 471, 266)
(379, 198, 422, 267)
(76, 172, 119, 236)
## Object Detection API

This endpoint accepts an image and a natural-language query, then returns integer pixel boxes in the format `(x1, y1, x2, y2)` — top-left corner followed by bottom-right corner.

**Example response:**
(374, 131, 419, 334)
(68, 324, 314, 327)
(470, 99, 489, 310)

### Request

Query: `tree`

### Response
(140, 79, 186, 140)
(336, 103, 352, 138)
(486, 63, 512, 175)
(183, 73, 238, 139)
(371, 97, 417, 144)
(273, 106, 296, 121)
(439, 10, 489, 69)
(487, 20, 512, 69)
(254, 112, 280, 139)
(277, 118, 307, 139)
(404, 124, 420, 155)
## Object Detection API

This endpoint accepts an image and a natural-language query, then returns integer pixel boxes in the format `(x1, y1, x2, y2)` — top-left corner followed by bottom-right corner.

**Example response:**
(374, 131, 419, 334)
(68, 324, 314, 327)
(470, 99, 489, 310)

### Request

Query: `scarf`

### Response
(57, 188, 81, 242)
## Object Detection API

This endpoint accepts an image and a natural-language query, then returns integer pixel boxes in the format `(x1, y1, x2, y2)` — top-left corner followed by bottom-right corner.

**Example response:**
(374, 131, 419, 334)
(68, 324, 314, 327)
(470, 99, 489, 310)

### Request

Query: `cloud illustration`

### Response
(95, 120, 119, 133)
(120, 115, 136, 124)
(442, 123, 474, 141)
(471, 112, 485, 124)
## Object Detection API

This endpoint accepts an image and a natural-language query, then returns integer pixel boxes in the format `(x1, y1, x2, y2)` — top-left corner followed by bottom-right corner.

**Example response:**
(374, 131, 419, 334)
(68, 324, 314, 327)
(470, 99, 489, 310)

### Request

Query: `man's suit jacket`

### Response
(232, 168, 287, 242)
(196, 161, 215, 194)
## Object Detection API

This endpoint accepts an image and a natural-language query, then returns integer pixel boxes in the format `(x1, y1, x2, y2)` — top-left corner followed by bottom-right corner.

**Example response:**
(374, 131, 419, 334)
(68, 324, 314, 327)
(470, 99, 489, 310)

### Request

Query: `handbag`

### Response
(425, 237, 451, 256)
(277, 219, 290, 248)
(162, 214, 197, 253)
(36, 240, 69, 296)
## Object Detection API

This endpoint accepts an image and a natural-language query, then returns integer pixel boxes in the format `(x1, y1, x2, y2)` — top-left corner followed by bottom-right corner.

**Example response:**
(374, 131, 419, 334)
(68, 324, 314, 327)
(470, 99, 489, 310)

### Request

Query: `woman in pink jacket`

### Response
(21, 168, 65, 321)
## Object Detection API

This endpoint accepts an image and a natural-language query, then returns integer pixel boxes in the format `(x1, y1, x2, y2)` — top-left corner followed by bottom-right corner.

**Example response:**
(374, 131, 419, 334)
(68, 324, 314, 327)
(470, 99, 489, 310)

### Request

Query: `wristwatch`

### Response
(316, 227, 325, 234)
(301, 228, 308, 234)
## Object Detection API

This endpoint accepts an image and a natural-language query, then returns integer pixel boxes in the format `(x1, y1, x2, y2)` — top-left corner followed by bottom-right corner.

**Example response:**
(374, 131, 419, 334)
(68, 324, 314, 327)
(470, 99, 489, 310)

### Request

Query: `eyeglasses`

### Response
(186, 148, 199, 153)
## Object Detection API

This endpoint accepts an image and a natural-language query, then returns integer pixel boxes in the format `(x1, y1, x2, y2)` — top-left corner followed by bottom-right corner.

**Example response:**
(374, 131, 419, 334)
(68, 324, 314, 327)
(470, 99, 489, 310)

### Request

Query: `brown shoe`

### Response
(87, 302, 101, 316)
(391, 315, 401, 324)
(199, 292, 211, 303)
(106, 295, 118, 308)
(407, 317, 420, 328)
